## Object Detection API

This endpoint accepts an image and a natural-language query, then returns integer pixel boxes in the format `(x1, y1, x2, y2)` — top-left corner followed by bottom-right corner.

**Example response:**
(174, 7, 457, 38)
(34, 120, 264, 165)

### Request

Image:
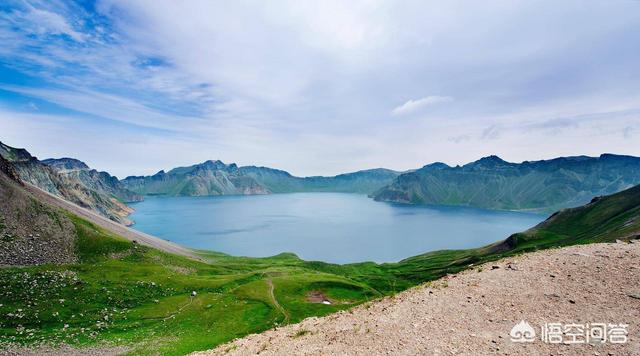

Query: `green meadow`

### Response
(1, 185, 639, 355)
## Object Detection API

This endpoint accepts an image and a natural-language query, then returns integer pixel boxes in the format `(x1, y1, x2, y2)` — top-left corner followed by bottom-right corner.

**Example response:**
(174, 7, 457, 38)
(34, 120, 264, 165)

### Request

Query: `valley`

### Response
(1, 147, 639, 354)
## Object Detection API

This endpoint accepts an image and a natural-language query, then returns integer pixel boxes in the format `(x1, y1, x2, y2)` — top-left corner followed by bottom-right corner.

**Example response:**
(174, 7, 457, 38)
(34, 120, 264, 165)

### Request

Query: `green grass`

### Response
(1, 185, 639, 354)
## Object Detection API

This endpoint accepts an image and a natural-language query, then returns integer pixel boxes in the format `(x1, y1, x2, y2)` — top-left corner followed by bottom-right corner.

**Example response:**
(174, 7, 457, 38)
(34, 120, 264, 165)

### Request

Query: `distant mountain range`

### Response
(373, 154, 640, 212)
(122, 160, 401, 196)
(0, 142, 141, 225)
(3, 139, 640, 224)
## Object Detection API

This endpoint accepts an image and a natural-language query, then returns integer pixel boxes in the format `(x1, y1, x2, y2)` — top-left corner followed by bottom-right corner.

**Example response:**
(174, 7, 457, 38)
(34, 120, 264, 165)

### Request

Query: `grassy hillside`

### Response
(0, 217, 381, 355)
(374, 154, 640, 212)
(1, 173, 639, 354)
(377, 184, 640, 286)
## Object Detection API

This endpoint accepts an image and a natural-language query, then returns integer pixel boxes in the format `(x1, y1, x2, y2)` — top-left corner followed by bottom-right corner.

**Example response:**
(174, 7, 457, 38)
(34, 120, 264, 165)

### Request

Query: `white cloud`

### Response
(18, 4, 85, 41)
(391, 96, 453, 116)
(1, 1, 640, 176)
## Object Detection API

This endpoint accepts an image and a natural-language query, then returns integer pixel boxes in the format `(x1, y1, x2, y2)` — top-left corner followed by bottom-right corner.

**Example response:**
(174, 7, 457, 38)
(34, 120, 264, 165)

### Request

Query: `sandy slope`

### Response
(24, 183, 198, 260)
(195, 242, 640, 355)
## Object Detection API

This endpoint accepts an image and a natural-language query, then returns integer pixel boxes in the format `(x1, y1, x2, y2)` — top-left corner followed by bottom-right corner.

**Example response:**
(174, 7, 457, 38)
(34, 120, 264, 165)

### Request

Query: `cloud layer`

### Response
(0, 0, 639, 177)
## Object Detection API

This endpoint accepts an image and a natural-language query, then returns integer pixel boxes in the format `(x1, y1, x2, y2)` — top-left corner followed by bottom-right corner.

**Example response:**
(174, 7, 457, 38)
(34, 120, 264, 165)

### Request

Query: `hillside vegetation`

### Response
(373, 154, 640, 212)
(1, 153, 639, 354)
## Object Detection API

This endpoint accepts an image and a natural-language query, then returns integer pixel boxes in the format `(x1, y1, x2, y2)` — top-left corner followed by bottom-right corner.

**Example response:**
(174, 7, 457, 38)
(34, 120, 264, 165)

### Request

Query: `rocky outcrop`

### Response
(42, 158, 142, 203)
(0, 161, 77, 265)
(0, 142, 137, 225)
(0, 155, 21, 183)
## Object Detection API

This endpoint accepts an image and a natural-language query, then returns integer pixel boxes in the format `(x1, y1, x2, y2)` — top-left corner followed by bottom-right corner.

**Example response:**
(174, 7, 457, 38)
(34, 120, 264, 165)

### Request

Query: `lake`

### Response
(129, 193, 544, 264)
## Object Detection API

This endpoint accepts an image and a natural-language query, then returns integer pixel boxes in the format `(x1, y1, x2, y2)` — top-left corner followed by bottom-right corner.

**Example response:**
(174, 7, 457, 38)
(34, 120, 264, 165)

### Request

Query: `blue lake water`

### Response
(129, 193, 544, 264)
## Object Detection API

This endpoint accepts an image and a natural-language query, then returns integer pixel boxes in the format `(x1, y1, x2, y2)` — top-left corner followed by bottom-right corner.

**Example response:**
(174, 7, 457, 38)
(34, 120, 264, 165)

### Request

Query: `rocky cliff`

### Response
(0, 155, 77, 265)
(0, 142, 137, 225)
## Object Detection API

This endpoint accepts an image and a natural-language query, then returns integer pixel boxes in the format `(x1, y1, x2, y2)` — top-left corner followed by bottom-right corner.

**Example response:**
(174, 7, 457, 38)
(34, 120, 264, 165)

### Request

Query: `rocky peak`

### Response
(0, 141, 36, 163)
(199, 160, 229, 170)
(42, 158, 90, 171)
(465, 155, 510, 169)
(420, 162, 450, 171)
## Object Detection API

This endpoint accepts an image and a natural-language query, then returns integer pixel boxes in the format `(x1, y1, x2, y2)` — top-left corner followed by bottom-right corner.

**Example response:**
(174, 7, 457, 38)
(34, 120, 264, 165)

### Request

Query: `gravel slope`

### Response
(24, 183, 198, 260)
(195, 242, 640, 355)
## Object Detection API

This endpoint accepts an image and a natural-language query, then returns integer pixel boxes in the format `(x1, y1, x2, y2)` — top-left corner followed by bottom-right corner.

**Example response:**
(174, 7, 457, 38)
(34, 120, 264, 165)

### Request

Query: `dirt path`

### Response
(267, 278, 290, 325)
(25, 183, 198, 260)
(194, 241, 640, 355)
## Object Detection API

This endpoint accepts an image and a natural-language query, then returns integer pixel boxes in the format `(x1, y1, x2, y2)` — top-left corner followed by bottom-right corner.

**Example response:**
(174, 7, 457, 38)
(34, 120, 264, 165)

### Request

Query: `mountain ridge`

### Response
(4, 139, 640, 218)
(121, 160, 402, 196)
(373, 153, 640, 212)
(0, 142, 140, 225)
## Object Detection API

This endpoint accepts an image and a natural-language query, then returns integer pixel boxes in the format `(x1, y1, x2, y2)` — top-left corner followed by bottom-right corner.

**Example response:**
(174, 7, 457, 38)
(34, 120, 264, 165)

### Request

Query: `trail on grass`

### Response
(266, 278, 290, 324)
(140, 296, 195, 321)
(195, 242, 640, 356)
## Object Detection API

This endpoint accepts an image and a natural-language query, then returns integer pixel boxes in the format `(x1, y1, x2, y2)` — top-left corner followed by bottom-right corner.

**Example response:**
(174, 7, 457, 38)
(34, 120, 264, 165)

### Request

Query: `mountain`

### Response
(41, 157, 89, 170)
(122, 160, 269, 196)
(0, 142, 138, 225)
(122, 160, 400, 196)
(240, 166, 401, 194)
(0, 154, 78, 265)
(372, 154, 640, 212)
(507, 182, 640, 249)
(42, 158, 142, 203)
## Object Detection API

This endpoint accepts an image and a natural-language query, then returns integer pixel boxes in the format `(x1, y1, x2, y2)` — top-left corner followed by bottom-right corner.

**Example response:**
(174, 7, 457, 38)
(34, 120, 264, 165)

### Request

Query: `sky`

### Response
(0, 0, 639, 178)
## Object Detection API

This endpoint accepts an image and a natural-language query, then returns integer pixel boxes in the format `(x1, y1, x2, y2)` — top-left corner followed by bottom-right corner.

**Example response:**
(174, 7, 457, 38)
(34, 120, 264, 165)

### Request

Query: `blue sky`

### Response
(1, 0, 639, 178)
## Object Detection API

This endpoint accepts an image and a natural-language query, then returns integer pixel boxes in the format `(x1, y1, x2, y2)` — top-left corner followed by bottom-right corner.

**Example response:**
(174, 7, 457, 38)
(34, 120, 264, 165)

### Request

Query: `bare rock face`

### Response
(0, 168, 77, 266)
(42, 158, 143, 203)
(0, 141, 138, 226)
(0, 155, 21, 183)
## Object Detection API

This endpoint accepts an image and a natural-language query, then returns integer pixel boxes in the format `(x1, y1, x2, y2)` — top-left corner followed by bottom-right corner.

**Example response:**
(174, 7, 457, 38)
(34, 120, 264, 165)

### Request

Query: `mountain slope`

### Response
(122, 160, 400, 196)
(0, 142, 137, 225)
(373, 154, 640, 212)
(0, 155, 77, 265)
(42, 158, 142, 203)
(376, 182, 640, 287)
(199, 242, 640, 356)
(122, 160, 269, 196)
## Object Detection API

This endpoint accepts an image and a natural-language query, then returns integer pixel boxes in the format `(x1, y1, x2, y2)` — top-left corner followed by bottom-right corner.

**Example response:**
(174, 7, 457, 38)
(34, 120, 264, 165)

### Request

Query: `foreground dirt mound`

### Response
(195, 242, 640, 355)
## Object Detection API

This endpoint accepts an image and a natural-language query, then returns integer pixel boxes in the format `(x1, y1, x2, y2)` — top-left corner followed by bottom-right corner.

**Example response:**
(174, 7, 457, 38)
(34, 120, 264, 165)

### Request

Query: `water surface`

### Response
(130, 193, 544, 263)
